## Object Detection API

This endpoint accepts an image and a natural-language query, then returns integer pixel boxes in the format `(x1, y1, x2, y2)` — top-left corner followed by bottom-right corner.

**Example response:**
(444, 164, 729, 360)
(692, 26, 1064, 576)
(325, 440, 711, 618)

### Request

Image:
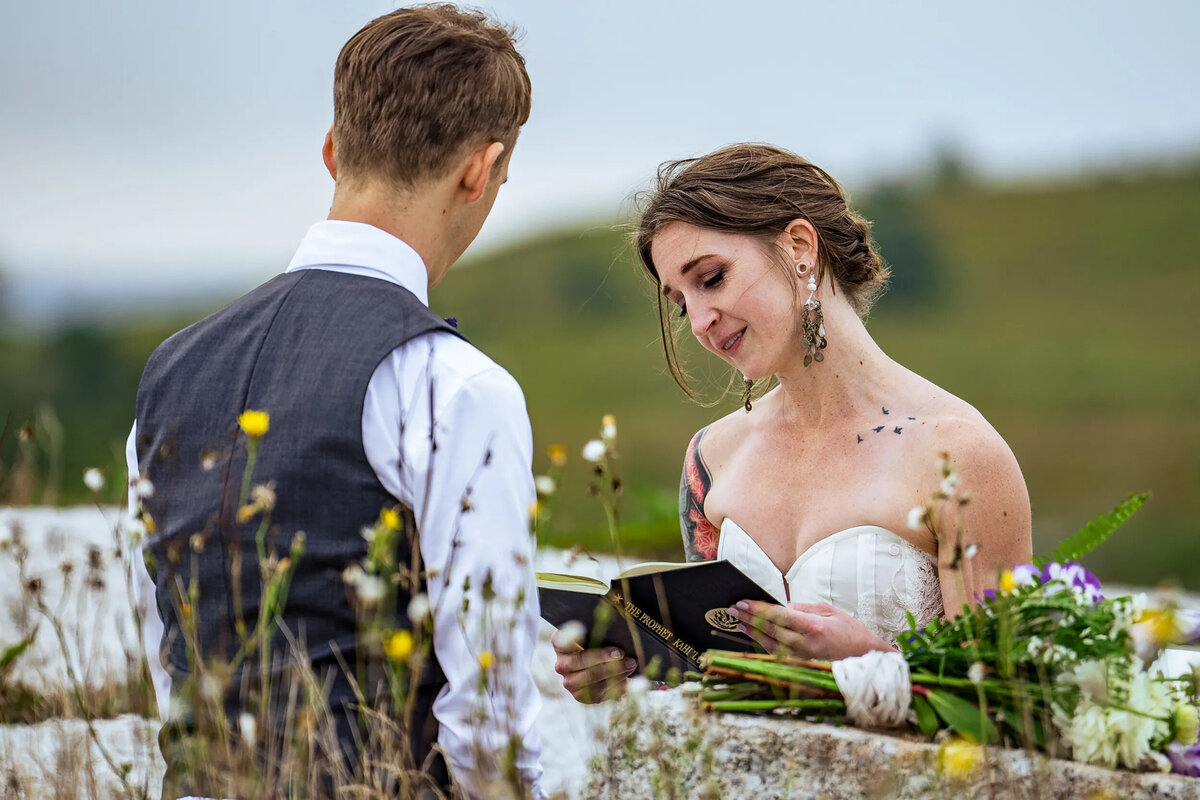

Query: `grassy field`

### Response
(3, 164, 1198, 586)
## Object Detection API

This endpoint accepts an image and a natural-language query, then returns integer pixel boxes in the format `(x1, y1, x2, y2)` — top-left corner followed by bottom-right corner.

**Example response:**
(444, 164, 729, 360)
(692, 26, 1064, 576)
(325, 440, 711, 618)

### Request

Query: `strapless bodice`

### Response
(717, 519, 944, 644)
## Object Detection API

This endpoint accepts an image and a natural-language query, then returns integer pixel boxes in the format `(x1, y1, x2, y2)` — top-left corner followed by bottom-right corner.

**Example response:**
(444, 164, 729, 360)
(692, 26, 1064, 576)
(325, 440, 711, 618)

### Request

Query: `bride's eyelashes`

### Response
(675, 270, 727, 318)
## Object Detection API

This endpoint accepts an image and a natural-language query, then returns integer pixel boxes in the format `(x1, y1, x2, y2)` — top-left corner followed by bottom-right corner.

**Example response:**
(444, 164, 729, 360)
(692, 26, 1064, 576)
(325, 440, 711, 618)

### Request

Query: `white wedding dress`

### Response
(717, 519, 945, 644)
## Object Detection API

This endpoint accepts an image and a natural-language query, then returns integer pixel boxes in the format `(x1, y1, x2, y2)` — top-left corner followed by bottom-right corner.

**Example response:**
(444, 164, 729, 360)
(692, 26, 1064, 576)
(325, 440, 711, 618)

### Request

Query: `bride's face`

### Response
(651, 222, 801, 380)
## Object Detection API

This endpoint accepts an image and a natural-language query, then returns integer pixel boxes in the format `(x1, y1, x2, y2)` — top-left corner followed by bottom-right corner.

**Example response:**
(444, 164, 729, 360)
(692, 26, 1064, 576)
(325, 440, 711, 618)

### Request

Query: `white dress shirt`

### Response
(127, 219, 545, 799)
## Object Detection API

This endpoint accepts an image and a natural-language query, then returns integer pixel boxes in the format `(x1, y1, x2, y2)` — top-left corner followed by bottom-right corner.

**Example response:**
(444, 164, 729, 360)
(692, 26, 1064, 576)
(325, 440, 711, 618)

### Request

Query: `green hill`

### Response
(3, 165, 1198, 586)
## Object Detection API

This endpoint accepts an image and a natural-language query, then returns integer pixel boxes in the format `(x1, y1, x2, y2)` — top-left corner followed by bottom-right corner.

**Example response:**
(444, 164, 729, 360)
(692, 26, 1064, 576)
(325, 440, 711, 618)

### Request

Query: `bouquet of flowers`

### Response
(696, 493, 1200, 777)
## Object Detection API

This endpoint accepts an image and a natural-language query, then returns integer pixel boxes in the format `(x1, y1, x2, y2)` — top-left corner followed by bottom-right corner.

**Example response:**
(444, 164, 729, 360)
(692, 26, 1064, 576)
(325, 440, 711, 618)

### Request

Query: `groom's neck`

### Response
(327, 178, 461, 288)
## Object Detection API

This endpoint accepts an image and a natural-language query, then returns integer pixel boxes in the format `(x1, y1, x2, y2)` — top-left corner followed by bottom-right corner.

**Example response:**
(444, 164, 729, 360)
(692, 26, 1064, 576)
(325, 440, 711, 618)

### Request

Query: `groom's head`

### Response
(330, 4, 530, 191)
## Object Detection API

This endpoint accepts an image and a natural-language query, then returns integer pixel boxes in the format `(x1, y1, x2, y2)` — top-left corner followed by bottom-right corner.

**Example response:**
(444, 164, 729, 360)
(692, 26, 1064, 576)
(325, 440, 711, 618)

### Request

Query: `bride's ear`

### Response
(781, 219, 819, 268)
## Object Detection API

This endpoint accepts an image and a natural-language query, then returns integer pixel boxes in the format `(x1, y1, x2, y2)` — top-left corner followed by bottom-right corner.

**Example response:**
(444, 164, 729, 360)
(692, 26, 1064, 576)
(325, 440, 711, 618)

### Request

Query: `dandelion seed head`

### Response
(582, 439, 607, 463)
(135, 477, 155, 499)
(238, 712, 257, 748)
(406, 593, 431, 625)
(83, 468, 105, 492)
(355, 575, 386, 606)
(534, 475, 556, 497)
(251, 483, 276, 512)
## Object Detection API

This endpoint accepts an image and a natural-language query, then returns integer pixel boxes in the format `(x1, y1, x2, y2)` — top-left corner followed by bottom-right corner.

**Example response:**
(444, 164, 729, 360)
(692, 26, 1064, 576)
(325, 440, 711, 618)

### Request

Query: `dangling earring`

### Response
(800, 265, 827, 367)
(742, 374, 754, 412)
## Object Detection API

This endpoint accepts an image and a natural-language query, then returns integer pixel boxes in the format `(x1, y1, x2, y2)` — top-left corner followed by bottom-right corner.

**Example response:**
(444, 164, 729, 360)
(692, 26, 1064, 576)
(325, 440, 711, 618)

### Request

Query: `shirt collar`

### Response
(285, 220, 430, 307)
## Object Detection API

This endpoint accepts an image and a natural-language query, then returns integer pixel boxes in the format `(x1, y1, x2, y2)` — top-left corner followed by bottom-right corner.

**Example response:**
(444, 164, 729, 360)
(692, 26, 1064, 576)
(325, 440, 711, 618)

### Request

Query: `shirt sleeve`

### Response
(125, 421, 173, 721)
(362, 336, 545, 799)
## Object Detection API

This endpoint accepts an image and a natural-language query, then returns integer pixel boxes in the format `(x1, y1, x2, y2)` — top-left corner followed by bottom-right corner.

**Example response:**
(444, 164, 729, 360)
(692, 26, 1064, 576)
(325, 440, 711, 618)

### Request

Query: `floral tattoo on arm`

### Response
(680, 427, 720, 561)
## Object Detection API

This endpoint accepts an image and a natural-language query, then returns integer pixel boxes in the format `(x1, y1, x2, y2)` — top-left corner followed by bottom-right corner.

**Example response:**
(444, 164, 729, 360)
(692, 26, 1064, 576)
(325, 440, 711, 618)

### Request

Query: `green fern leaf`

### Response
(1034, 492, 1149, 568)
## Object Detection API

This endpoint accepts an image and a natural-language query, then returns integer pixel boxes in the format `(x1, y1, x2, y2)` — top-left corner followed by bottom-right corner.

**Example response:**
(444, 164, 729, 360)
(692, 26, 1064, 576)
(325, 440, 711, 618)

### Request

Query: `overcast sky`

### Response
(2, 0, 1198, 320)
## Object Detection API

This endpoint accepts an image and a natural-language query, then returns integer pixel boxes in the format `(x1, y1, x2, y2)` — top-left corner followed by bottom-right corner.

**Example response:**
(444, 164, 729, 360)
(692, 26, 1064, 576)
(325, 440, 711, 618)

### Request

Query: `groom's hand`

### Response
(551, 631, 636, 704)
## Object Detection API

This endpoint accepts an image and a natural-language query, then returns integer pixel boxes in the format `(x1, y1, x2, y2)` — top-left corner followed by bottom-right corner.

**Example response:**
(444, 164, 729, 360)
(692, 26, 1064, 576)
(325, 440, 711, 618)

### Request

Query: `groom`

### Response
(128, 5, 543, 798)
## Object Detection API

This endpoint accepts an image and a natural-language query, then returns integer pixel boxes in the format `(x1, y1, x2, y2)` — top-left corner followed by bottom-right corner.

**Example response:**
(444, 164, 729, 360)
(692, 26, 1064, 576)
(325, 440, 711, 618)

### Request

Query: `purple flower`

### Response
(1011, 561, 1104, 604)
(1167, 742, 1200, 777)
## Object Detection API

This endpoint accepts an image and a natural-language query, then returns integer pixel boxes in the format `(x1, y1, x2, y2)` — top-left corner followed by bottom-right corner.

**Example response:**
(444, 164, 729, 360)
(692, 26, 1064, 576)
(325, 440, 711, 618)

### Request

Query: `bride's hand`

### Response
(550, 629, 637, 704)
(728, 600, 894, 661)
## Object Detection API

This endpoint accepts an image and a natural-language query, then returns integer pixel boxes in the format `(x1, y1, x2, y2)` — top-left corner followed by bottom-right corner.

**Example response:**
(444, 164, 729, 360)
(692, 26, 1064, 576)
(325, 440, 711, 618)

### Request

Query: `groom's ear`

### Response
(460, 141, 507, 203)
(322, 127, 338, 180)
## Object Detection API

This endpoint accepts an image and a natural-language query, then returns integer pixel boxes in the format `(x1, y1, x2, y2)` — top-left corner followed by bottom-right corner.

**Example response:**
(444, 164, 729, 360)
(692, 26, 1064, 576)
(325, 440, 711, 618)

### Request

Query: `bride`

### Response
(554, 143, 1032, 702)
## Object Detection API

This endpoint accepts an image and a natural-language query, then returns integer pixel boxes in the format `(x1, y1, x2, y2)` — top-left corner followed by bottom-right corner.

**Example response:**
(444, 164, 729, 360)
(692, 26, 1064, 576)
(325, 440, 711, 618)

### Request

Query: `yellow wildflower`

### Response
(144, 513, 156, 534)
(238, 410, 270, 438)
(940, 738, 983, 779)
(181, 603, 193, 621)
(236, 504, 257, 524)
(1137, 608, 1179, 645)
(385, 630, 414, 662)
(547, 444, 567, 467)
(529, 501, 542, 520)
(999, 570, 1016, 594)
(478, 650, 495, 670)
(380, 508, 402, 531)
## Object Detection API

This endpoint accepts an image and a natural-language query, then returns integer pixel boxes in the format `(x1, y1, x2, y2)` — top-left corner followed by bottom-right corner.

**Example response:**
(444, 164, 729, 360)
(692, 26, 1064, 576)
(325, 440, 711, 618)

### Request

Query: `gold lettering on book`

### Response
(614, 594, 700, 662)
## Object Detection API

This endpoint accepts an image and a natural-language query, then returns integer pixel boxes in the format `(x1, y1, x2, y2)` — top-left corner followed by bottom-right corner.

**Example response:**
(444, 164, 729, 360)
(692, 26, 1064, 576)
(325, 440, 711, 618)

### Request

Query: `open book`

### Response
(537, 559, 778, 675)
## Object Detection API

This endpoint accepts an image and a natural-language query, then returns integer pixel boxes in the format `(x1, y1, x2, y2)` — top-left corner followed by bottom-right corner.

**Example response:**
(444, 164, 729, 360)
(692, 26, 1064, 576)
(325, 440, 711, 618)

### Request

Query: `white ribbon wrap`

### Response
(830, 650, 911, 728)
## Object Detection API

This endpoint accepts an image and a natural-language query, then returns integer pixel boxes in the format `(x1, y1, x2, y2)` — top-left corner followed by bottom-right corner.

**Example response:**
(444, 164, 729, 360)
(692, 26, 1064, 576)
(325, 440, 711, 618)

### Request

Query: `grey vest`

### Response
(136, 269, 460, 791)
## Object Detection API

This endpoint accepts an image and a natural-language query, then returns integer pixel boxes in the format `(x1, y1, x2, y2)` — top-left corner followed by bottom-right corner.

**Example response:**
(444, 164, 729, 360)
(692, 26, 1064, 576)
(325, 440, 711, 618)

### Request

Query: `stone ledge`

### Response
(586, 690, 1200, 800)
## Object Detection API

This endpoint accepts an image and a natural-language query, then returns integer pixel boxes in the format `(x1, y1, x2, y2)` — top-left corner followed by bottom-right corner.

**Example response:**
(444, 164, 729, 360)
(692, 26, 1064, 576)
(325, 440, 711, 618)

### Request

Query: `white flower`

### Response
(627, 675, 651, 696)
(341, 564, 365, 588)
(135, 477, 155, 499)
(200, 452, 218, 471)
(967, 662, 986, 685)
(355, 574, 386, 606)
(555, 620, 587, 650)
(1058, 666, 1172, 770)
(406, 593, 431, 624)
(360, 525, 376, 544)
(1064, 659, 1111, 704)
(582, 440, 607, 463)
(534, 475, 556, 497)
(199, 672, 223, 703)
(1111, 593, 1148, 636)
(0, 525, 12, 550)
(238, 712, 257, 747)
(1011, 564, 1040, 587)
(906, 506, 925, 532)
(123, 515, 147, 545)
(601, 414, 618, 442)
(939, 474, 959, 496)
(83, 468, 106, 492)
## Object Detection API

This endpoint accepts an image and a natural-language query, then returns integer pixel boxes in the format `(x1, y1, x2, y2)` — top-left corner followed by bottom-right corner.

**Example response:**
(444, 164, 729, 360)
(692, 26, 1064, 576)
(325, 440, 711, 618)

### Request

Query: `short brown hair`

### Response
(332, 4, 531, 187)
(634, 143, 889, 394)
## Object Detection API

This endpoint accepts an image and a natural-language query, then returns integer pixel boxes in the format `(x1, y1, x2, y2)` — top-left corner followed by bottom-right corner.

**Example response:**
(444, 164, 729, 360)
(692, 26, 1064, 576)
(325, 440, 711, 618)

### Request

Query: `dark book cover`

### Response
(537, 559, 778, 675)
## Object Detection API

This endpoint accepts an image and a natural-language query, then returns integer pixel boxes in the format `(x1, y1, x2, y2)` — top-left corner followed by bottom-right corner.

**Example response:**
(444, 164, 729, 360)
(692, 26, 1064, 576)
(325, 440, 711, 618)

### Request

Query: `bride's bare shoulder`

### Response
(688, 405, 753, 473)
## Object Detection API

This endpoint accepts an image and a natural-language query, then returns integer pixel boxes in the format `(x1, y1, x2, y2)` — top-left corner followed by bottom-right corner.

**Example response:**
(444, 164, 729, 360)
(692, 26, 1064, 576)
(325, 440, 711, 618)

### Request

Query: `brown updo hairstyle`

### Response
(634, 143, 889, 396)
